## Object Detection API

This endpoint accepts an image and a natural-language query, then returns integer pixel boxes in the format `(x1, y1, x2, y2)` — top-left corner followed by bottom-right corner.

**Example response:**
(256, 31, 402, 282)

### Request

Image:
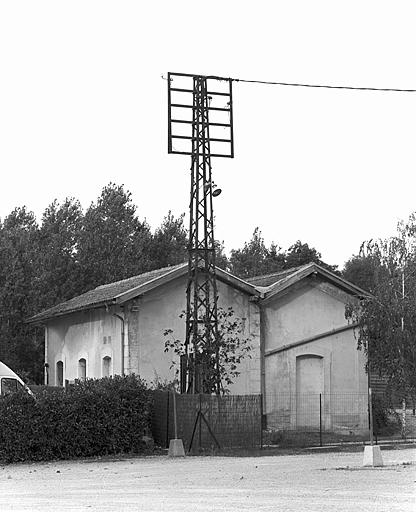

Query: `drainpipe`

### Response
(259, 302, 266, 429)
(113, 313, 125, 376)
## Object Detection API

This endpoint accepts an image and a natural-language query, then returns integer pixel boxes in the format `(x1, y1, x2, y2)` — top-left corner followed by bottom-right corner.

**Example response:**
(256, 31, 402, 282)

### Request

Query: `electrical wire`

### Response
(168, 73, 416, 93)
(232, 77, 416, 93)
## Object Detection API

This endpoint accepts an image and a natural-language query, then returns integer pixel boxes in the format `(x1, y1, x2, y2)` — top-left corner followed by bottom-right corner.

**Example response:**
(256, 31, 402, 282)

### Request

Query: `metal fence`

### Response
(152, 391, 262, 451)
(262, 392, 416, 446)
(389, 407, 416, 440)
(265, 392, 367, 431)
(263, 392, 371, 446)
(152, 391, 416, 451)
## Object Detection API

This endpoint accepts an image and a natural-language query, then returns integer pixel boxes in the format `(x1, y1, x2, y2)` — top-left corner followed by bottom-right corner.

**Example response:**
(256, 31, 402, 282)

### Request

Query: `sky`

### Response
(1, 1, 415, 269)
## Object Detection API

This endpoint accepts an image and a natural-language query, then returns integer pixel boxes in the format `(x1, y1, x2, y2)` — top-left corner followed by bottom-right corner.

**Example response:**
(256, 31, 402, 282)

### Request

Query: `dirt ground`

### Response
(0, 446, 414, 512)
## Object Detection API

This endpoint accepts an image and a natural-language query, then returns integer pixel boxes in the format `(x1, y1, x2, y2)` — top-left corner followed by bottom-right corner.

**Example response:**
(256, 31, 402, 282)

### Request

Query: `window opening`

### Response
(78, 358, 86, 380)
(102, 356, 111, 378)
(56, 361, 64, 387)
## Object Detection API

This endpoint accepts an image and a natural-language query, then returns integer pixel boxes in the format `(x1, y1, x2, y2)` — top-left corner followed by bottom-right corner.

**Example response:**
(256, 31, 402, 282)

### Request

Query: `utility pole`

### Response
(167, 72, 234, 394)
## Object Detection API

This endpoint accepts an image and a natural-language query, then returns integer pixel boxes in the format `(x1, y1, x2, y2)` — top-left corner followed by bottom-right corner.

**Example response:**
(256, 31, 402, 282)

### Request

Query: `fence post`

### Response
(319, 393, 322, 447)
(368, 387, 374, 446)
(165, 391, 170, 449)
(167, 389, 186, 457)
(173, 390, 178, 439)
(260, 394, 263, 450)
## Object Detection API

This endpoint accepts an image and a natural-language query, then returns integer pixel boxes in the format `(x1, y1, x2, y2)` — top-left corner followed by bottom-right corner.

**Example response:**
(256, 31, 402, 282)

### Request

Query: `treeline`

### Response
(0, 183, 338, 383)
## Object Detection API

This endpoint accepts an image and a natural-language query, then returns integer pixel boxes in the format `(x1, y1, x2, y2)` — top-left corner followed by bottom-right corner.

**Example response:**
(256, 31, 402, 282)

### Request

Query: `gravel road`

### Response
(0, 447, 414, 511)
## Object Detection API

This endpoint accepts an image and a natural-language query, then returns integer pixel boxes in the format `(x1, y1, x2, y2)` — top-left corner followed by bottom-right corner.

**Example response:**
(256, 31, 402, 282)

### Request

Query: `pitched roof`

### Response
(27, 263, 187, 324)
(28, 262, 367, 325)
(251, 262, 369, 303)
(28, 263, 259, 324)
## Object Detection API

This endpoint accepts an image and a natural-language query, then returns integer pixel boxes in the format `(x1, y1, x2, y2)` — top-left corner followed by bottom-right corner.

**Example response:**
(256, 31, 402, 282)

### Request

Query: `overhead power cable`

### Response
(165, 73, 416, 92)
(231, 77, 416, 93)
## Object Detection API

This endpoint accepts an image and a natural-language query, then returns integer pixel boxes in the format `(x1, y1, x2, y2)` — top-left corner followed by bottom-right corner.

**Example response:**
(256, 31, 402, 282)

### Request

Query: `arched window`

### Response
(102, 356, 111, 378)
(78, 358, 86, 380)
(56, 361, 64, 387)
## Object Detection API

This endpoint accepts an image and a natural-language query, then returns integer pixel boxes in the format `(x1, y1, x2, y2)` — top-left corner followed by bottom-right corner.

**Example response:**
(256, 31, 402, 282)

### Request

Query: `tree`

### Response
(214, 240, 229, 271)
(149, 212, 229, 271)
(164, 307, 252, 394)
(35, 198, 83, 310)
(229, 228, 285, 278)
(345, 217, 416, 402)
(342, 252, 380, 293)
(285, 240, 338, 273)
(77, 183, 152, 291)
(0, 208, 43, 380)
(149, 211, 188, 269)
(228, 229, 336, 279)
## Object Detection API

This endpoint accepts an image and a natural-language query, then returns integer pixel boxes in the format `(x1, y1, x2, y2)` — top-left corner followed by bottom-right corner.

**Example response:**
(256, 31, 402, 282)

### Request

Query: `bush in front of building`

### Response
(0, 375, 153, 462)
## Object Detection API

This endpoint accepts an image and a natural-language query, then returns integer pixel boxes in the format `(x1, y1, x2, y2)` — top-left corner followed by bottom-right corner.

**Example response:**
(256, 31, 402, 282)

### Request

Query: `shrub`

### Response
(0, 375, 153, 463)
(372, 394, 401, 436)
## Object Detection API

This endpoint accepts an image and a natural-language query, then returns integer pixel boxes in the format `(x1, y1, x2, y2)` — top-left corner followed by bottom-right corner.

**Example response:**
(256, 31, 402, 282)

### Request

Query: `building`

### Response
(28, 262, 369, 433)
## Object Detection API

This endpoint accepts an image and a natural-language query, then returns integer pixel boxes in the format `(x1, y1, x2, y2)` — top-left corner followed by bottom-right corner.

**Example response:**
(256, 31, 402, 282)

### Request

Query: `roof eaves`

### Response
(306, 264, 371, 298)
(215, 267, 260, 296)
(27, 299, 110, 325)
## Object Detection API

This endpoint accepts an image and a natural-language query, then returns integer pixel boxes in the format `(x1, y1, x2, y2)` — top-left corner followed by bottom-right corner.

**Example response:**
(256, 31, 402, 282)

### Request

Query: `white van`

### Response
(0, 361, 33, 396)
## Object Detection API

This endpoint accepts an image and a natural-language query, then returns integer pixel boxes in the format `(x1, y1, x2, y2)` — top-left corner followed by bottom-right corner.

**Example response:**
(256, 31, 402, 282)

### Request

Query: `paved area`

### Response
(0, 447, 414, 511)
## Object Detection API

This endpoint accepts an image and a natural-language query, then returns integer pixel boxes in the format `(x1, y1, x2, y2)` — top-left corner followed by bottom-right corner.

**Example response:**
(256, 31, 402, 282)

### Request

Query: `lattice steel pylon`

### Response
(167, 72, 234, 394)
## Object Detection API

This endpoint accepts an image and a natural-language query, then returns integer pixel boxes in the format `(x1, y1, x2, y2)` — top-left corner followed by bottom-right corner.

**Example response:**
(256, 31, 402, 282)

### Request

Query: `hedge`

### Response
(0, 375, 153, 463)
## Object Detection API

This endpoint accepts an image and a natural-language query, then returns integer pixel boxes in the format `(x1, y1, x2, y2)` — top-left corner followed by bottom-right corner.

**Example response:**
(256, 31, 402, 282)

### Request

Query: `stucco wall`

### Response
(131, 275, 261, 394)
(46, 309, 123, 385)
(263, 280, 355, 353)
(263, 279, 368, 433)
